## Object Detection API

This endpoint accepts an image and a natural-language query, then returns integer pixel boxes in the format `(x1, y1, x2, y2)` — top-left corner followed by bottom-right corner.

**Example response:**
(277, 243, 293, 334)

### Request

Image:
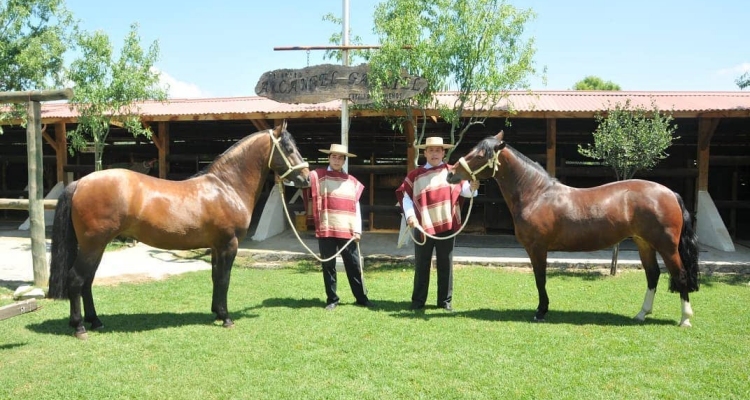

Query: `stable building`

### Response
(1, 90, 749, 248)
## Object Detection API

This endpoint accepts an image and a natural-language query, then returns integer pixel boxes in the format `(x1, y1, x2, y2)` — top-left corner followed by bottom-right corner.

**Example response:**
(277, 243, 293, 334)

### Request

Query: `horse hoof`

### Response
(533, 316, 545, 323)
(679, 319, 692, 328)
(74, 331, 89, 340)
(89, 320, 104, 330)
(223, 320, 235, 328)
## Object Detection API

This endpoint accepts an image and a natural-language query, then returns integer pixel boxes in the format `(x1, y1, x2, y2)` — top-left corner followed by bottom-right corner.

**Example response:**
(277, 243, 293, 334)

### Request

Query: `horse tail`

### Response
(48, 181, 79, 299)
(670, 191, 700, 293)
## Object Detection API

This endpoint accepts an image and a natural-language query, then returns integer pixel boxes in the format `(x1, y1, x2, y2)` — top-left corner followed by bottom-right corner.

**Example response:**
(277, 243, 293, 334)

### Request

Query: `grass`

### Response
(1, 262, 749, 399)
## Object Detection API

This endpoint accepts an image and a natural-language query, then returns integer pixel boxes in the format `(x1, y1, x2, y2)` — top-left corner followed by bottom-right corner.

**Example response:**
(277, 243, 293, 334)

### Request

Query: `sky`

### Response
(65, 0, 749, 98)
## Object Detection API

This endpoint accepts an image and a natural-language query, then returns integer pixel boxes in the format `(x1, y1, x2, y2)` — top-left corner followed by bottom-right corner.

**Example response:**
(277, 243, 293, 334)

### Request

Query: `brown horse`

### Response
(48, 122, 310, 339)
(447, 131, 699, 327)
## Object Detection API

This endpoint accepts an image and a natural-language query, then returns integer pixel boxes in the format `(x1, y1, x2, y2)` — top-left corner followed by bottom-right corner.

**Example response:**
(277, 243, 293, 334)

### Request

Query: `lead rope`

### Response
(409, 193, 474, 245)
(277, 180, 355, 262)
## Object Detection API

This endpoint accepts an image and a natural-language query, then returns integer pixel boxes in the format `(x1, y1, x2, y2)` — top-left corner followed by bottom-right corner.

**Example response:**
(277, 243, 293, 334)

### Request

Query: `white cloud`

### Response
(155, 68, 208, 98)
(716, 63, 750, 76)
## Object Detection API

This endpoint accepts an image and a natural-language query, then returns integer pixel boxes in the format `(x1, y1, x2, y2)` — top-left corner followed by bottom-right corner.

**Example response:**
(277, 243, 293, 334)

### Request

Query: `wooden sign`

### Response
(255, 63, 427, 105)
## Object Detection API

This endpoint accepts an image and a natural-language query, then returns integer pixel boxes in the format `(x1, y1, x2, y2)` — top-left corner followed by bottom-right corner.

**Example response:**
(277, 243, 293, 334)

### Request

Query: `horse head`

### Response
(447, 131, 506, 184)
(269, 121, 310, 188)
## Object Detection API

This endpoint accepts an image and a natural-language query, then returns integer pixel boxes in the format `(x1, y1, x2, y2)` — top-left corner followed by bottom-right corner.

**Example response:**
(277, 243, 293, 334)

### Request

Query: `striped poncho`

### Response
(395, 164, 463, 235)
(309, 168, 364, 239)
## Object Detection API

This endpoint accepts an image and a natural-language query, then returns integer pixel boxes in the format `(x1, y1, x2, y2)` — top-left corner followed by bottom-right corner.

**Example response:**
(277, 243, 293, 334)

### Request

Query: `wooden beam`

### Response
(251, 119, 271, 131)
(0, 299, 38, 321)
(0, 88, 73, 103)
(545, 118, 557, 177)
(0, 198, 57, 210)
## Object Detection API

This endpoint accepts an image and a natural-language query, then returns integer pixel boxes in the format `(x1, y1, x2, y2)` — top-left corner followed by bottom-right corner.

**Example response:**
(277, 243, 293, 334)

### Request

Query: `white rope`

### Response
(408, 194, 474, 245)
(277, 181, 355, 263)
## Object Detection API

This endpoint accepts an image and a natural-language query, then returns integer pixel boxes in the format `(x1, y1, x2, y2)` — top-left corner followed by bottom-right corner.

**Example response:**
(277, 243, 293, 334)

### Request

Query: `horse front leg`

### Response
(211, 238, 238, 328)
(528, 249, 549, 322)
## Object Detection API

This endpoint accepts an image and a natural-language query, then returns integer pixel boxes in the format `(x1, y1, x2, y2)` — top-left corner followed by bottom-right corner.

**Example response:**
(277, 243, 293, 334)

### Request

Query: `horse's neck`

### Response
(495, 150, 550, 208)
(211, 137, 269, 207)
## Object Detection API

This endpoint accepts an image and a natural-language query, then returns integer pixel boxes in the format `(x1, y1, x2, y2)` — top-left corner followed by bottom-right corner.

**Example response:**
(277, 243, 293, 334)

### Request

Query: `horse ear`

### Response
(495, 130, 506, 151)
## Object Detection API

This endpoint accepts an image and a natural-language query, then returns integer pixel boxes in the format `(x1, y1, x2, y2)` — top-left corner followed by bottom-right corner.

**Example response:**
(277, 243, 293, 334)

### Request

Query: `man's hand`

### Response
(353, 233, 361, 243)
(470, 180, 480, 192)
(406, 216, 418, 228)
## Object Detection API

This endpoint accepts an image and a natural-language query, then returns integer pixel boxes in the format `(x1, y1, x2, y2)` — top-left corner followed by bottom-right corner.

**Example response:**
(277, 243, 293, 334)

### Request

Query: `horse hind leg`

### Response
(68, 249, 105, 340)
(634, 239, 660, 322)
(657, 243, 694, 327)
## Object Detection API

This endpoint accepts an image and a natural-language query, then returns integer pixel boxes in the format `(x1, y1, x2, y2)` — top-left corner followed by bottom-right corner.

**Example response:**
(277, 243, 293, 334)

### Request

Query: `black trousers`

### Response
(319, 237, 368, 305)
(412, 231, 454, 308)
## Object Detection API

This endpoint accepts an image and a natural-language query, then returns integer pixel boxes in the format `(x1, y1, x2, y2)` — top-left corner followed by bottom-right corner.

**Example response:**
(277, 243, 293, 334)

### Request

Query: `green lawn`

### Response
(1, 262, 748, 399)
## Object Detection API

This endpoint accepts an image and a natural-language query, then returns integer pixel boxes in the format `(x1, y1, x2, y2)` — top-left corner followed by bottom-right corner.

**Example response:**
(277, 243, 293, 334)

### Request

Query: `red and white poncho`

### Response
(309, 168, 364, 239)
(395, 164, 463, 235)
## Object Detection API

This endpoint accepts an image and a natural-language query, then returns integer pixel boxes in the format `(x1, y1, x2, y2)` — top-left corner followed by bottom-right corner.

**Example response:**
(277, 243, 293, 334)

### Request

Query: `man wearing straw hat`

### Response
(310, 143, 374, 311)
(396, 136, 479, 312)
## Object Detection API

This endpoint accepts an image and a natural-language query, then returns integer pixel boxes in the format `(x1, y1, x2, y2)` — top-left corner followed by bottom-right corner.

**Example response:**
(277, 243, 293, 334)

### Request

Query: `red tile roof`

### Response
(39, 91, 750, 120)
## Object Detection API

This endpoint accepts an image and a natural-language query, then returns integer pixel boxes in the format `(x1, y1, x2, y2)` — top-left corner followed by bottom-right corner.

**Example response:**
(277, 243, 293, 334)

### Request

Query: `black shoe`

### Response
(325, 302, 338, 311)
(356, 300, 375, 308)
(410, 303, 425, 310)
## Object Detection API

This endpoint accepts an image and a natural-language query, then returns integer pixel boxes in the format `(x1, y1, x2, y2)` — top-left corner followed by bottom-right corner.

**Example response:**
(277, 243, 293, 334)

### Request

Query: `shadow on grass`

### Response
(27, 311, 259, 336)
(390, 307, 676, 326)
(0, 279, 30, 291)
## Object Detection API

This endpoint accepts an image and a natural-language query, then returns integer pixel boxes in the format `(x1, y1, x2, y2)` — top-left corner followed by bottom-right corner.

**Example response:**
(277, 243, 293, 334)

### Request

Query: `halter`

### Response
(268, 129, 309, 180)
(457, 147, 501, 181)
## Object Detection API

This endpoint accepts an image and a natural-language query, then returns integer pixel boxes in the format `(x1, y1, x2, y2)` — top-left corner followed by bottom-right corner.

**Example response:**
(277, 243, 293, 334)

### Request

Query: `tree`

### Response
(0, 0, 76, 132)
(737, 71, 750, 89)
(578, 99, 678, 274)
(573, 76, 621, 90)
(366, 0, 541, 164)
(66, 23, 167, 171)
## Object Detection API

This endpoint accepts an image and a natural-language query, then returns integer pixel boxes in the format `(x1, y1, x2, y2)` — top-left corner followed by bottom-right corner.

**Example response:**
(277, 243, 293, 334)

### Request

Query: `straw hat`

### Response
(415, 136, 454, 149)
(319, 143, 357, 158)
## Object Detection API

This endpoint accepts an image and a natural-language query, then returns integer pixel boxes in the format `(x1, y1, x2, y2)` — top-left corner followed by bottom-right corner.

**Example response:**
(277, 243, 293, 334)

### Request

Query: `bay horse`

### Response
(48, 122, 310, 339)
(447, 131, 700, 327)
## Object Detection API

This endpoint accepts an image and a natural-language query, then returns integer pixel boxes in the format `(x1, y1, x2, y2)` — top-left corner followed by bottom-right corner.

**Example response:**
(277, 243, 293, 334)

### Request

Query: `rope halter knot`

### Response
(268, 129, 309, 180)
(457, 148, 501, 181)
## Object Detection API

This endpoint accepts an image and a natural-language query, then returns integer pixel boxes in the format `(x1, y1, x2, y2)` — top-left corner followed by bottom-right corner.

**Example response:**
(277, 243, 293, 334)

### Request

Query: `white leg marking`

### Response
(634, 288, 656, 321)
(679, 299, 694, 328)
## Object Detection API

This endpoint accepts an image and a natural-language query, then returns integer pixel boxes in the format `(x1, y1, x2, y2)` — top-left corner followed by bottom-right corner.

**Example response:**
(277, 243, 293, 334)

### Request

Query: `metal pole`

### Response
(341, 0, 350, 172)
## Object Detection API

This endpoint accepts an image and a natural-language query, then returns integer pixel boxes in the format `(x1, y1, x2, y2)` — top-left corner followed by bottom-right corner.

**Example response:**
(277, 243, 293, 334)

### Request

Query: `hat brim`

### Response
(319, 149, 357, 158)
(415, 144, 454, 149)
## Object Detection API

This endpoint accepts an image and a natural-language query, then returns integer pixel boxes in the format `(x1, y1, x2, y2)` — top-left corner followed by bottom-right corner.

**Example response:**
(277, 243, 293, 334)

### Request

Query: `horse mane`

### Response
(193, 128, 297, 178)
(476, 135, 557, 188)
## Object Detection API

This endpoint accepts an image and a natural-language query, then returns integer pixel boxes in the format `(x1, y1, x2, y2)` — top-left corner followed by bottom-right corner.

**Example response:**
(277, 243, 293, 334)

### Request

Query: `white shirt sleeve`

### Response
(459, 180, 478, 198)
(355, 202, 362, 234)
(401, 193, 416, 220)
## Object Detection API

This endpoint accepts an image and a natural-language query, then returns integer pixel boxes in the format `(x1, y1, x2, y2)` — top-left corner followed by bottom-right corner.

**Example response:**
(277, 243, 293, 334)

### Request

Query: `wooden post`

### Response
(405, 119, 416, 172)
(54, 122, 68, 184)
(0, 87, 73, 289)
(153, 122, 170, 179)
(27, 101, 48, 287)
(546, 118, 557, 177)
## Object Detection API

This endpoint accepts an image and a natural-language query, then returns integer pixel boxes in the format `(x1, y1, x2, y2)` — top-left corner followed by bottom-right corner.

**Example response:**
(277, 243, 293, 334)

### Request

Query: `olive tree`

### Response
(578, 99, 678, 274)
(0, 0, 76, 133)
(366, 0, 541, 163)
(66, 23, 167, 171)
